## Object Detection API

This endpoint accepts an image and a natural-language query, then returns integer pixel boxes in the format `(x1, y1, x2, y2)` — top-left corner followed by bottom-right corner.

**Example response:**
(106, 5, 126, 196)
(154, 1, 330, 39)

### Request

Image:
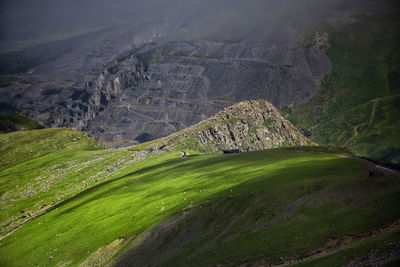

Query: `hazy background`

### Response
(1, 0, 386, 52)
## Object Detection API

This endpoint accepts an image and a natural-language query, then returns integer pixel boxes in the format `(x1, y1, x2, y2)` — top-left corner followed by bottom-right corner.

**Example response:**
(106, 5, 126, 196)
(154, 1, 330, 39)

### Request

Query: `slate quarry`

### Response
(0, 22, 331, 142)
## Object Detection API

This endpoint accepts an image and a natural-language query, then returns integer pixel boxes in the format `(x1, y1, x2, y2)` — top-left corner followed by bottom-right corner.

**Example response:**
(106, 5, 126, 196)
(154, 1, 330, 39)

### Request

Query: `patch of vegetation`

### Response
(0, 114, 45, 134)
(263, 118, 274, 129)
(283, 10, 400, 163)
(175, 135, 200, 151)
(279, 141, 294, 148)
(248, 126, 258, 135)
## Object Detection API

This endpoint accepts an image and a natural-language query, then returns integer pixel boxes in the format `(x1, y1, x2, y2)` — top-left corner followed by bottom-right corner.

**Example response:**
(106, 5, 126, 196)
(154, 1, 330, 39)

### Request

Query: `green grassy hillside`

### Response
(0, 128, 399, 266)
(0, 128, 141, 238)
(283, 8, 400, 164)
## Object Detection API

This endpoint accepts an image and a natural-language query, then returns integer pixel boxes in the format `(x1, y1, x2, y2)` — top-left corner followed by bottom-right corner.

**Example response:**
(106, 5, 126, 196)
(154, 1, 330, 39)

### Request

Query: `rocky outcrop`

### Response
(151, 100, 315, 153)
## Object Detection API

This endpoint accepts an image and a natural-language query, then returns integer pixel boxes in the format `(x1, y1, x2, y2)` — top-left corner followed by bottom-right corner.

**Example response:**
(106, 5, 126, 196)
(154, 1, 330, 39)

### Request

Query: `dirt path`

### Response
(270, 219, 400, 266)
(119, 95, 132, 111)
(344, 99, 379, 146)
(345, 125, 360, 146)
(369, 100, 378, 125)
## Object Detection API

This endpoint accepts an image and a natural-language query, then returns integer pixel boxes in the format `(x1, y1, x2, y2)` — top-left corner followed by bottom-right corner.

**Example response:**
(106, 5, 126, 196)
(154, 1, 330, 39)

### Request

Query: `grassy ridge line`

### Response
(1, 148, 399, 266)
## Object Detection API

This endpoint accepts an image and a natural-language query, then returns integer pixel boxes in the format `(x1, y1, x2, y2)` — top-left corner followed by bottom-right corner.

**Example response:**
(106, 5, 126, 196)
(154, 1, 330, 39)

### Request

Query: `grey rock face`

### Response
(81, 41, 331, 141)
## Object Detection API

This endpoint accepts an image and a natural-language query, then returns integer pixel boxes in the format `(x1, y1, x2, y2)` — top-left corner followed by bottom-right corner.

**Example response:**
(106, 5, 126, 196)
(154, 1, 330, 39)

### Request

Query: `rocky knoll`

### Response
(150, 100, 315, 153)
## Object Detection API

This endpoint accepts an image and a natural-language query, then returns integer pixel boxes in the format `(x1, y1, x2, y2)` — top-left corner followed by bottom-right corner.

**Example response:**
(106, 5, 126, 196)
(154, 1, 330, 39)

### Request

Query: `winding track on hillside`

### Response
(369, 99, 378, 125)
(344, 99, 379, 146)
(119, 95, 132, 111)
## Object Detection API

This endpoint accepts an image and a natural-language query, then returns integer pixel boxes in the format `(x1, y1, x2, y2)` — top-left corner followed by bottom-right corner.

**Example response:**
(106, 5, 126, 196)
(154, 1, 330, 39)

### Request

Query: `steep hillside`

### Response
(283, 3, 400, 163)
(144, 100, 315, 153)
(0, 132, 399, 266)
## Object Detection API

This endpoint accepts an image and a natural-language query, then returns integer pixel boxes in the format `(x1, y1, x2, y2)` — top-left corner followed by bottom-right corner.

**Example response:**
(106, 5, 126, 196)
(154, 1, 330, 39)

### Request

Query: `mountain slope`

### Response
(283, 3, 400, 163)
(0, 138, 399, 266)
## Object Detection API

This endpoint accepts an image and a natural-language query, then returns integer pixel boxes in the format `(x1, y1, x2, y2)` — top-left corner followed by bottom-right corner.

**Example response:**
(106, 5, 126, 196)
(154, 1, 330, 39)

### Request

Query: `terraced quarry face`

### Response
(82, 41, 330, 142)
(0, 38, 331, 143)
(0, 129, 399, 266)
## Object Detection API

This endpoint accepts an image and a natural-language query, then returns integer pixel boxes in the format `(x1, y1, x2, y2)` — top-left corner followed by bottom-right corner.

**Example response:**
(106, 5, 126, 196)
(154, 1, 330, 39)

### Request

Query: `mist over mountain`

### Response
(0, 0, 381, 50)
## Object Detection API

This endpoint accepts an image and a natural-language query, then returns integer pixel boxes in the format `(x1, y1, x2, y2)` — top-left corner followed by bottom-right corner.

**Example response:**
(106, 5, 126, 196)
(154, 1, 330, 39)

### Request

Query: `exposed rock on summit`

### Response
(152, 100, 315, 153)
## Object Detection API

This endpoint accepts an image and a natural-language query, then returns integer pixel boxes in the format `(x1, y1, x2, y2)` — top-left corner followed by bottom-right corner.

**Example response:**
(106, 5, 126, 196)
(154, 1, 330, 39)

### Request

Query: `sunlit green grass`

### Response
(0, 128, 399, 266)
(0, 140, 399, 266)
(0, 128, 133, 238)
